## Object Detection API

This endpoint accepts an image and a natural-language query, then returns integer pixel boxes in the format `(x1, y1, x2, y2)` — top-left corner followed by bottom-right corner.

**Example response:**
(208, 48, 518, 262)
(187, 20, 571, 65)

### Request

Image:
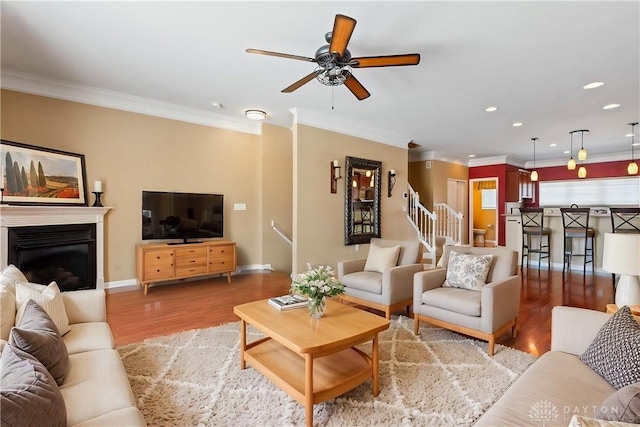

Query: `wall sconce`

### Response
(388, 169, 396, 197)
(330, 160, 342, 194)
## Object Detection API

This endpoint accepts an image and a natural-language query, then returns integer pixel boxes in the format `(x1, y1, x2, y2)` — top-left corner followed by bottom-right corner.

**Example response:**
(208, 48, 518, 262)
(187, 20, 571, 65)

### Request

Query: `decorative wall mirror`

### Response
(344, 156, 382, 245)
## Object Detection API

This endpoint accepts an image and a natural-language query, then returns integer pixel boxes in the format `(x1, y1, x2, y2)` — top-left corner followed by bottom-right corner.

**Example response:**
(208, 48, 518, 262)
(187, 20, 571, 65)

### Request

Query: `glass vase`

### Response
(308, 296, 326, 318)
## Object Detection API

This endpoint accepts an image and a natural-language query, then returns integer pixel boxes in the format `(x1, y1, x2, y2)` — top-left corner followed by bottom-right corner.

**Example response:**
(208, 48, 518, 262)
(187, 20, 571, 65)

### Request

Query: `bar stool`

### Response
(560, 207, 596, 275)
(520, 207, 551, 270)
(609, 207, 640, 286)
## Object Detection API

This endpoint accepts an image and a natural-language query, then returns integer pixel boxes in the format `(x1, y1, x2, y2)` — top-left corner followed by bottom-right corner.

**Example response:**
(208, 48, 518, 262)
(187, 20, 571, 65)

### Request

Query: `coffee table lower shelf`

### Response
(245, 338, 372, 406)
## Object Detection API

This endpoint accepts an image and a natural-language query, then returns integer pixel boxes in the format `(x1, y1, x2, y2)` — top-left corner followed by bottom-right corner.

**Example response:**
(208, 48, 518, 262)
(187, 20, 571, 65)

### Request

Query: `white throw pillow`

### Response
(0, 265, 27, 341)
(364, 243, 401, 273)
(445, 251, 494, 291)
(15, 281, 70, 336)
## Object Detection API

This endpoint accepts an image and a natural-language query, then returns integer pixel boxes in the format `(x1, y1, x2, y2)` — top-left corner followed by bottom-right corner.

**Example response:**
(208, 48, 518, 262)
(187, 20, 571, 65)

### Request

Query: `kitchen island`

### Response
(505, 207, 617, 271)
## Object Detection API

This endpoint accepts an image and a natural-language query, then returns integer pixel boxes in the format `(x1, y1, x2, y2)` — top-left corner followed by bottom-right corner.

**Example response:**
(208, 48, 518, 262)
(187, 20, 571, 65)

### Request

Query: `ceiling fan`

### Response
(246, 14, 420, 100)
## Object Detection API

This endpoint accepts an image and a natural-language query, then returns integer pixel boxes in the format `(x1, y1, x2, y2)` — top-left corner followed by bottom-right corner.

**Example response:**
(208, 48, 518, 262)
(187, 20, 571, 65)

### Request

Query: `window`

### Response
(539, 177, 640, 206)
(481, 189, 497, 209)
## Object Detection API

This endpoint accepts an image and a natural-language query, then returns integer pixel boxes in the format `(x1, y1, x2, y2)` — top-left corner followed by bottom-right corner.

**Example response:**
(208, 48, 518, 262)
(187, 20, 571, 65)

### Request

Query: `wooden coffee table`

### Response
(233, 299, 390, 427)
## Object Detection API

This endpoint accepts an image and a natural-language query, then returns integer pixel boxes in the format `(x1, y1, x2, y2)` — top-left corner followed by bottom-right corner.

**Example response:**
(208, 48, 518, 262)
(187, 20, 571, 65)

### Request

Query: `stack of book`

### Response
(268, 294, 308, 311)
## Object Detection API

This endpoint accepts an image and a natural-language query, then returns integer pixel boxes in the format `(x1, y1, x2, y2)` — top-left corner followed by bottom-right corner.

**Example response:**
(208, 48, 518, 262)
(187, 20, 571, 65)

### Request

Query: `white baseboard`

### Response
(103, 264, 275, 291)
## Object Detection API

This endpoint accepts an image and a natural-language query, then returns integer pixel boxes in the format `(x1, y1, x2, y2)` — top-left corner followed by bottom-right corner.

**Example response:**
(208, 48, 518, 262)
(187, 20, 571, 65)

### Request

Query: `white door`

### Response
(447, 179, 467, 243)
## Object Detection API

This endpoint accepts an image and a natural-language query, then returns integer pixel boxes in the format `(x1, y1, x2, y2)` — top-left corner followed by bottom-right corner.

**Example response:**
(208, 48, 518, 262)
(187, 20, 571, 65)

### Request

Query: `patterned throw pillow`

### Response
(0, 345, 67, 427)
(596, 382, 640, 423)
(580, 306, 640, 389)
(445, 251, 494, 291)
(10, 299, 70, 386)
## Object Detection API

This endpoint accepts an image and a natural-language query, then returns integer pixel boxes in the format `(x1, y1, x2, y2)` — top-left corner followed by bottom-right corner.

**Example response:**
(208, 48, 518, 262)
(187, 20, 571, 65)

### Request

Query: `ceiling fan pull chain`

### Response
(332, 86, 335, 110)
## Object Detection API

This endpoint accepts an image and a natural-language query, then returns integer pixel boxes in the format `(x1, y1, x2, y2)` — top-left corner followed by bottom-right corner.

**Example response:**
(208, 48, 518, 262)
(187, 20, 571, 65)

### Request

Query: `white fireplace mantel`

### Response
(0, 205, 111, 289)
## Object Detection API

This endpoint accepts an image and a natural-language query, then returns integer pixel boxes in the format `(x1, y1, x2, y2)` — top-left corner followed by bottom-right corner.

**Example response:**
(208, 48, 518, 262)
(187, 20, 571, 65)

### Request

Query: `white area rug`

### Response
(117, 315, 535, 426)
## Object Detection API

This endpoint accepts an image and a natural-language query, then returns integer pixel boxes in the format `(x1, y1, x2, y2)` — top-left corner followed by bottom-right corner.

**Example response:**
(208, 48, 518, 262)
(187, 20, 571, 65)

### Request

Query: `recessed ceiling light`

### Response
(211, 102, 222, 108)
(245, 109, 267, 120)
(512, 122, 523, 127)
(603, 104, 620, 110)
(626, 133, 635, 137)
(634, 143, 640, 147)
(563, 150, 570, 154)
(468, 154, 475, 158)
(485, 106, 498, 112)
(549, 143, 557, 147)
(583, 82, 604, 89)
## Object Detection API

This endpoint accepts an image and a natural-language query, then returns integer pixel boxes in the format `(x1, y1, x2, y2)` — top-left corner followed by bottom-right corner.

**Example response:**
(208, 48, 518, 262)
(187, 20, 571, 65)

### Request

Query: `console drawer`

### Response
(144, 250, 174, 266)
(144, 264, 174, 280)
(175, 256, 207, 268)
(209, 245, 233, 259)
(175, 246, 207, 259)
(176, 266, 208, 277)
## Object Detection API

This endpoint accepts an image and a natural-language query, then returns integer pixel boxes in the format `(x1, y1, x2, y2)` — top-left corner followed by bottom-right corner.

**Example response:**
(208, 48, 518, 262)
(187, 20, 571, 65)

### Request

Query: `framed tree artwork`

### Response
(0, 140, 88, 206)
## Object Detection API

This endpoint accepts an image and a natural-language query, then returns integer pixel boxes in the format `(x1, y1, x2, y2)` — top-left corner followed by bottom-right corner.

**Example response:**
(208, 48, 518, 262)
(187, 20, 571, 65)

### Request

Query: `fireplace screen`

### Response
(8, 224, 97, 291)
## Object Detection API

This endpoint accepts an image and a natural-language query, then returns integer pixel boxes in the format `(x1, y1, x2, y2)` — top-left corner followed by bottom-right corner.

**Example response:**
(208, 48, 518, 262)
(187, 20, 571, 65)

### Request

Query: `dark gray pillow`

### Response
(0, 345, 66, 427)
(597, 382, 640, 423)
(580, 306, 640, 389)
(9, 299, 69, 385)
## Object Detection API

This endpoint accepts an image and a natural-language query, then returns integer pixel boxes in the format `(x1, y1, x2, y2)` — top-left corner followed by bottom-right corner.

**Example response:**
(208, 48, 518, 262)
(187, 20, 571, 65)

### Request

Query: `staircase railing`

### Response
(270, 220, 292, 246)
(407, 184, 437, 267)
(434, 203, 463, 245)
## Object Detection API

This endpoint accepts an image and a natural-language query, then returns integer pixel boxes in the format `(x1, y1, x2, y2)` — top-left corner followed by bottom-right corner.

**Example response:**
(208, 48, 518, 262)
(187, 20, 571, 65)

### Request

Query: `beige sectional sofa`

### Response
(0, 266, 145, 426)
(476, 306, 639, 427)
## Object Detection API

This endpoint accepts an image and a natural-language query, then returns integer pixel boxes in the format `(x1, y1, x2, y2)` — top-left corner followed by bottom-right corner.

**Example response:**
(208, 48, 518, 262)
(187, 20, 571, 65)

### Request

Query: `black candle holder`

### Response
(92, 192, 103, 207)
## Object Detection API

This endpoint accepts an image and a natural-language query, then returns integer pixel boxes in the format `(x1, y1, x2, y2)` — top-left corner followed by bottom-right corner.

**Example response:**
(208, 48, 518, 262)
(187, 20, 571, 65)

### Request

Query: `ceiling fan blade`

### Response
(281, 72, 318, 93)
(344, 73, 370, 100)
(246, 48, 316, 63)
(329, 14, 356, 57)
(351, 54, 421, 68)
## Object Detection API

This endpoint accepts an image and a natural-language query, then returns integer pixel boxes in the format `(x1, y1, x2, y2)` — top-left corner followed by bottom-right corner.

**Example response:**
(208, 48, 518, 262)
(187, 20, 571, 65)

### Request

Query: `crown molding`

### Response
(290, 107, 410, 149)
(1, 69, 262, 135)
(408, 149, 470, 165)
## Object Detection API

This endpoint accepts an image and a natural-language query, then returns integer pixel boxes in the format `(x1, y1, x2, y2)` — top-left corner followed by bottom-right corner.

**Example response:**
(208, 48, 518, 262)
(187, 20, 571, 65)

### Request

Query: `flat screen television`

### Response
(142, 191, 223, 243)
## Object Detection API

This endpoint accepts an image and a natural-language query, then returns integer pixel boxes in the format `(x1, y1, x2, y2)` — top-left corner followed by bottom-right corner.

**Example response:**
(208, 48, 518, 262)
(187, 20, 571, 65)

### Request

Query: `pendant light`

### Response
(628, 122, 639, 175)
(578, 129, 588, 161)
(578, 165, 587, 178)
(567, 131, 577, 170)
(530, 137, 539, 182)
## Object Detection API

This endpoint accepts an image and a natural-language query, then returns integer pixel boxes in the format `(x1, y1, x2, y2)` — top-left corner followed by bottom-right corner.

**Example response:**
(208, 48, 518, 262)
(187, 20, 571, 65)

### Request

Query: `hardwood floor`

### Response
(107, 267, 614, 356)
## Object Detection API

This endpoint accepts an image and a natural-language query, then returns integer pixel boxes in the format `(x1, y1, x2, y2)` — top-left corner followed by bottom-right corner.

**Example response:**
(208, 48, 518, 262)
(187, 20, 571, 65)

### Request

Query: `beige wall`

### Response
(261, 124, 293, 272)
(293, 125, 414, 273)
(1, 90, 271, 282)
(408, 160, 433, 209)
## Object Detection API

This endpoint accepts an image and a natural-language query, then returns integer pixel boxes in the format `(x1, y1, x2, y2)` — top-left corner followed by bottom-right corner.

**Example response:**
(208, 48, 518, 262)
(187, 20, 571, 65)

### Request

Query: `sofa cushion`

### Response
(0, 345, 67, 427)
(596, 382, 640, 423)
(0, 265, 26, 342)
(444, 251, 493, 291)
(421, 287, 482, 317)
(341, 271, 383, 294)
(16, 281, 70, 336)
(364, 243, 400, 273)
(475, 351, 615, 426)
(64, 322, 115, 355)
(9, 299, 70, 385)
(580, 306, 640, 389)
(61, 349, 138, 426)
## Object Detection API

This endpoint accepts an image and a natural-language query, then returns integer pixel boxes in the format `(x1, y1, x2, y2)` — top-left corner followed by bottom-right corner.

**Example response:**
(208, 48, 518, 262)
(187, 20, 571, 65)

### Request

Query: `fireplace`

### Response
(8, 224, 97, 291)
(0, 206, 110, 290)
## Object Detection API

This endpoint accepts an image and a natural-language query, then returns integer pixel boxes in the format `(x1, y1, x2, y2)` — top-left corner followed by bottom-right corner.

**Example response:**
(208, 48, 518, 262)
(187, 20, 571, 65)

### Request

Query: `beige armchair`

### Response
(338, 238, 424, 319)
(413, 245, 520, 356)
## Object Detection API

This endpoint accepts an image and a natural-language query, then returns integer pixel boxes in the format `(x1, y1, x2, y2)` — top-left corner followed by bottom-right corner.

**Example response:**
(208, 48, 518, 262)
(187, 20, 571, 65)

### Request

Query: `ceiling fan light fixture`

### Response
(245, 109, 266, 120)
